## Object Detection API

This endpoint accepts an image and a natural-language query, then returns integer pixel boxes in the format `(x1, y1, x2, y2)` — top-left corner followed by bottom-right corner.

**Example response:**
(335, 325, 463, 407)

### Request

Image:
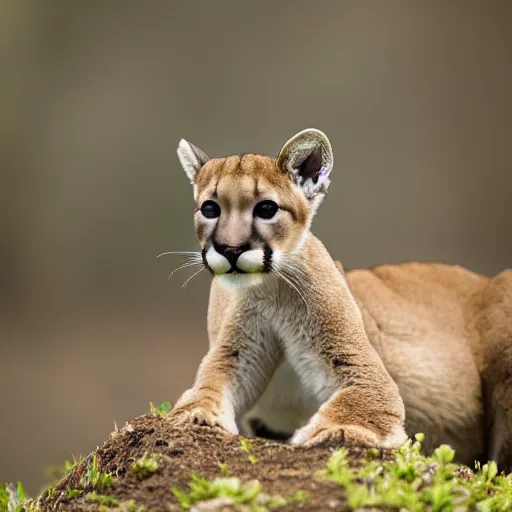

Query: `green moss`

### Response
(217, 462, 230, 473)
(99, 499, 146, 512)
(239, 438, 258, 464)
(86, 491, 120, 506)
(321, 433, 512, 511)
(131, 453, 159, 479)
(172, 474, 307, 511)
(65, 489, 83, 499)
(172, 475, 260, 510)
(239, 439, 253, 453)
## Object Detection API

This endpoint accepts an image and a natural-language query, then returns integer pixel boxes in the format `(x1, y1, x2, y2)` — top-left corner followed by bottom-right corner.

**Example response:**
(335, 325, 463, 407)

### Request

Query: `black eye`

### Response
(200, 200, 221, 219)
(254, 200, 279, 219)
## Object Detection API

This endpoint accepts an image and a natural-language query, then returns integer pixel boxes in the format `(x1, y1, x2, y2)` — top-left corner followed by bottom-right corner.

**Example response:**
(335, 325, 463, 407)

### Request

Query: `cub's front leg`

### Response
(285, 275, 407, 448)
(290, 377, 407, 448)
(168, 314, 280, 435)
(288, 331, 407, 448)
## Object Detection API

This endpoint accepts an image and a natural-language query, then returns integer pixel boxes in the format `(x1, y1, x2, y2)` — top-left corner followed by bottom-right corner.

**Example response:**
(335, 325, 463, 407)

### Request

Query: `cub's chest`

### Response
(241, 358, 319, 435)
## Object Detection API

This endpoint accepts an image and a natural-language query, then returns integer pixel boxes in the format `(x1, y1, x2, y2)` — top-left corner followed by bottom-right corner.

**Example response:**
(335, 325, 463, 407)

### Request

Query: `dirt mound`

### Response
(38, 413, 388, 511)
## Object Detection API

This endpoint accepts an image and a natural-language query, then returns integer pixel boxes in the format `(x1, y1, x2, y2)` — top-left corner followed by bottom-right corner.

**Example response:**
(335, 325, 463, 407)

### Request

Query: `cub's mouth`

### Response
(202, 245, 273, 276)
(226, 267, 249, 274)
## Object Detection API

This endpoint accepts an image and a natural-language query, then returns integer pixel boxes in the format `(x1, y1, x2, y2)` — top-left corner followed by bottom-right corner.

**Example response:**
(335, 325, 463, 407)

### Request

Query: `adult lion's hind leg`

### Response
(478, 269, 512, 472)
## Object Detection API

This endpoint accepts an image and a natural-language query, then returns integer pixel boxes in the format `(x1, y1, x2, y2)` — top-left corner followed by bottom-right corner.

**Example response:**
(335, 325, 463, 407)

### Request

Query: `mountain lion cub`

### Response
(169, 128, 512, 470)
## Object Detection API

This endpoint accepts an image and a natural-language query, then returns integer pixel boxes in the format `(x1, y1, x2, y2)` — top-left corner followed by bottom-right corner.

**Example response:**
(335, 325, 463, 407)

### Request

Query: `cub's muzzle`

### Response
(203, 244, 272, 275)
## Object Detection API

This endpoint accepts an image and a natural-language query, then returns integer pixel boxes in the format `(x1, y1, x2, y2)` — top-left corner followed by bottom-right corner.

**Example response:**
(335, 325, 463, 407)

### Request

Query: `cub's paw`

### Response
(170, 406, 220, 427)
(290, 414, 380, 447)
(167, 389, 238, 435)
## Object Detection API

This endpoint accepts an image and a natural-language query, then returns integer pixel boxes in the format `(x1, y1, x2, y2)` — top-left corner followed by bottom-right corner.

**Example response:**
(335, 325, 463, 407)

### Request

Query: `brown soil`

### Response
(39, 413, 394, 511)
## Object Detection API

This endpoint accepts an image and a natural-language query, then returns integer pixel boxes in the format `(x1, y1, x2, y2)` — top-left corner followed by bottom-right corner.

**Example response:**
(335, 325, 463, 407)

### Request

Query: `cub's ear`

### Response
(177, 139, 210, 183)
(276, 128, 334, 199)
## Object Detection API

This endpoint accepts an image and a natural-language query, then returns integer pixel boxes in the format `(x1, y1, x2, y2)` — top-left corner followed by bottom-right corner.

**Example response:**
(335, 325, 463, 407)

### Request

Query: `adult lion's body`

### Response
(348, 262, 489, 465)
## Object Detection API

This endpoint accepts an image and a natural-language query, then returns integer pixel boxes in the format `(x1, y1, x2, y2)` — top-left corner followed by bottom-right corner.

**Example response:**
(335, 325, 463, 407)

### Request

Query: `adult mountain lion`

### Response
(168, 128, 512, 471)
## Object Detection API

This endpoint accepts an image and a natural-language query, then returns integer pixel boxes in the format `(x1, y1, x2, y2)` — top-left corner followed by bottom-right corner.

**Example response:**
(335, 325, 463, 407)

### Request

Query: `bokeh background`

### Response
(1, 1, 511, 494)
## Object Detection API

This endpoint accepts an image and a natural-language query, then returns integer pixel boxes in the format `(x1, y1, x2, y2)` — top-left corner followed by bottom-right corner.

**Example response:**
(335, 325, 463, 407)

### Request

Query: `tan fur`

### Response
(171, 130, 512, 469)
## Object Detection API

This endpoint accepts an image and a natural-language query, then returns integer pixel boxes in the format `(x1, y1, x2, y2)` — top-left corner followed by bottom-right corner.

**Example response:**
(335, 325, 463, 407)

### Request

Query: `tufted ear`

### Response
(177, 139, 210, 183)
(276, 128, 334, 200)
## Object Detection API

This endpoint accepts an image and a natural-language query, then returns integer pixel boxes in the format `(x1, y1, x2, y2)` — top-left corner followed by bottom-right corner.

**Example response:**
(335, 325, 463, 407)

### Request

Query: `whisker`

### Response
(285, 273, 310, 309)
(277, 269, 309, 311)
(182, 267, 206, 288)
(272, 265, 309, 313)
(168, 261, 202, 280)
(277, 261, 312, 306)
(281, 263, 309, 280)
(185, 255, 204, 264)
(281, 257, 309, 278)
(278, 262, 310, 289)
(156, 251, 202, 259)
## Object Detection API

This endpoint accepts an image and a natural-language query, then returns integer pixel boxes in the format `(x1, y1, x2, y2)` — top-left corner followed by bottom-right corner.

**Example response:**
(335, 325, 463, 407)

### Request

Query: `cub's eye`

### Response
(254, 200, 279, 219)
(200, 200, 221, 219)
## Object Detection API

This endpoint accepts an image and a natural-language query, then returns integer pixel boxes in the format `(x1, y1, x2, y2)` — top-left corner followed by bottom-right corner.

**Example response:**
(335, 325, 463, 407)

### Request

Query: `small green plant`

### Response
(265, 490, 308, 509)
(65, 489, 83, 499)
(367, 447, 380, 459)
(321, 433, 512, 511)
(131, 453, 159, 479)
(0, 482, 38, 512)
(99, 499, 146, 512)
(81, 454, 116, 490)
(0, 484, 8, 512)
(239, 439, 253, 453)
(172, 474, 307, 511)
(217, 462, 229, 473)
(149, 401, 172, 415)
(239, 438, 258, 464)
(86, 492, 120, 506)
(172, 475, 261, 511)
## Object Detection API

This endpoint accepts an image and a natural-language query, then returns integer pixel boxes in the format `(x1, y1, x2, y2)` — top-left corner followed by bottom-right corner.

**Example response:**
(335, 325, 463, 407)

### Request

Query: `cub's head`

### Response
(177, 129, 334, 289)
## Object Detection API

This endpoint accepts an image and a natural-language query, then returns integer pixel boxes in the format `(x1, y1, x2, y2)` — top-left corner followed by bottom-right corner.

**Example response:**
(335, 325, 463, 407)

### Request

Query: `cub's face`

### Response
(194, 155, 309, 279)
(177, 129, 334, 289)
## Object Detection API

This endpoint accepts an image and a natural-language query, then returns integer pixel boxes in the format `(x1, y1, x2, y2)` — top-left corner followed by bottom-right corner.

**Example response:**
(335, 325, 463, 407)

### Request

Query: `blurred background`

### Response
(1, 1, 511, 494)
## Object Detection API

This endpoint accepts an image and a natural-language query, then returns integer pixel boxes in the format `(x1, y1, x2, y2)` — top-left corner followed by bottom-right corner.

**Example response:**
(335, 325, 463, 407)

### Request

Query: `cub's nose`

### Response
(213, 242, 251, 266)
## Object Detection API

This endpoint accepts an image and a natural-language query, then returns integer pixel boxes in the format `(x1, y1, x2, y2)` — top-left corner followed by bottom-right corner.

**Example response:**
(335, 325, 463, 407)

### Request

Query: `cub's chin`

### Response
(216, 272, 267, 292)
(207, 248, 271, 291)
